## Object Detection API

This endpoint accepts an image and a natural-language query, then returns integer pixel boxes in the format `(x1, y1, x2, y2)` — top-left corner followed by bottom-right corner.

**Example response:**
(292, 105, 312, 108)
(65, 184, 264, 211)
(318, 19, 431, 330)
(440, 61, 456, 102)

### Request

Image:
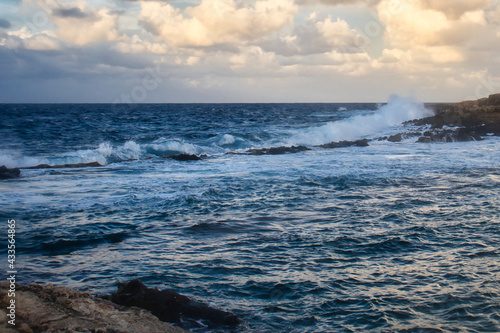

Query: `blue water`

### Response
(1, 100, 500, 332)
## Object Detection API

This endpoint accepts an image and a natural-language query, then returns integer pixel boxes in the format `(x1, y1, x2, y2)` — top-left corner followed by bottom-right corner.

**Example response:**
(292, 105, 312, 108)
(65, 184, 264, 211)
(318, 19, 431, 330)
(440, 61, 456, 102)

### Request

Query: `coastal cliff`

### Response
(408, 93, 500, 142)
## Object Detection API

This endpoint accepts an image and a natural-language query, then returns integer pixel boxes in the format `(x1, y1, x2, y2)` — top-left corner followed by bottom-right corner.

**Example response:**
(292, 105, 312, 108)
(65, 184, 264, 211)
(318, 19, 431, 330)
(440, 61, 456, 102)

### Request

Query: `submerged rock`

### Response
(164, 154, 205, 161)
(0, 282, 187, 333)
(236, 145, 311, 155)
(0, 165, 20, 179)
(106, 279, 240, 327)
(22, 161, 102, 169)
(315, 139, 370, 149)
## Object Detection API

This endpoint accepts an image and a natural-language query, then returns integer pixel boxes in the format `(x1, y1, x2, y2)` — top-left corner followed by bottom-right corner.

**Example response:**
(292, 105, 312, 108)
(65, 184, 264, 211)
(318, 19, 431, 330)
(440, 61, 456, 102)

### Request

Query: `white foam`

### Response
(219, 134, 236, 146)
(0, 150, 45, 168)
(0, 139, 205, 168)
(284, 95, 433, 146)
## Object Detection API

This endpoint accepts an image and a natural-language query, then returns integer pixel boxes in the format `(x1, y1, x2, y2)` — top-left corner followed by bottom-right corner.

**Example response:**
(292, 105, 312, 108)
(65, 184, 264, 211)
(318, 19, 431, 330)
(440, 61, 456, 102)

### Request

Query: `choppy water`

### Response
(1, 99, 499, 332)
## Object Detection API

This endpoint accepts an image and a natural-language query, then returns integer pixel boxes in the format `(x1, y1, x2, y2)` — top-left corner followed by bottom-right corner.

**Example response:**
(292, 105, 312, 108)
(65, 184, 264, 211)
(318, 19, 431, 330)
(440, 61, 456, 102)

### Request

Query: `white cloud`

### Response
(315, 16, 365, 49)
(422, 0, 490, 19)
(114, 34, 168, 54)
(139, 0, 298, 47)
(54, 7, 121, 45)
(27, 0, 121, 45)
(378, 0, 488, 48)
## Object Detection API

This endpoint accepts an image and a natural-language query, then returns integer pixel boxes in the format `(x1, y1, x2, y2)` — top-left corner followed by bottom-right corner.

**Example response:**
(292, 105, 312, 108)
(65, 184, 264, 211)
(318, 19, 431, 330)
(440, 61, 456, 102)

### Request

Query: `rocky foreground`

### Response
(0, 280, 240, 333)
(0, 282, 188, 333)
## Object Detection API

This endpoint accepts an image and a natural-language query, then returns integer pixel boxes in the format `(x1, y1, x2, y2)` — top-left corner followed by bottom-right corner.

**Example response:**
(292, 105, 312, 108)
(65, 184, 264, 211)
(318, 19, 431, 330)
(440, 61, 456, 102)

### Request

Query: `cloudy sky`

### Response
(0, 0, 499, 102)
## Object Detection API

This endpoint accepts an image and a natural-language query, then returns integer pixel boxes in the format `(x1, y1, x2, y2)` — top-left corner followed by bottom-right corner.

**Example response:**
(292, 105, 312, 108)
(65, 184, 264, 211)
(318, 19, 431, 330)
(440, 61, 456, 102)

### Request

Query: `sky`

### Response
(0, 0, 499, 103)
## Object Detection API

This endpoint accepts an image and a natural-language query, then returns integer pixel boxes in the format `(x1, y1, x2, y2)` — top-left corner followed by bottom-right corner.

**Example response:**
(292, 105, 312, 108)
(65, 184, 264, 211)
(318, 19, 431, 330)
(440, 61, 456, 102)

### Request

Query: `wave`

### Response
(0, 139, 207, 168)
(283, 96, 433, 146)
(0, 97, 433, 168)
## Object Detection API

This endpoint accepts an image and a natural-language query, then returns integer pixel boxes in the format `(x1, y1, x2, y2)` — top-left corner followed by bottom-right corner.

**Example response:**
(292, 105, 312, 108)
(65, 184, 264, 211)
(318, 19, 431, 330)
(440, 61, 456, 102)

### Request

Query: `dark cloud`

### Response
(53, 7, 89, 19)
(0, 18, 12, 29)
(0, 44, 163, 102)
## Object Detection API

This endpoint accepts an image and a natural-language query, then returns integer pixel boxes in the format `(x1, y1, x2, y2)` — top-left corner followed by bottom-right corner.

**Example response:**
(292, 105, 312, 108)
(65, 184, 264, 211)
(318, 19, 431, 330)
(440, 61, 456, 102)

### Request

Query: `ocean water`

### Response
(1, 98, 499, 332)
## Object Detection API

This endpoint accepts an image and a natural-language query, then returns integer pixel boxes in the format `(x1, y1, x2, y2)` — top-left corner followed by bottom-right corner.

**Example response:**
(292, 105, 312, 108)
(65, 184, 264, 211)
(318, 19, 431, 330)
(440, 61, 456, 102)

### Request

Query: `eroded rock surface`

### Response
(0, 282, 187, 333)
(105, 280, 240, 327)
(315, 139, 370, 149)
(409, 93, 500, 142)
(0, 165, 20, 179)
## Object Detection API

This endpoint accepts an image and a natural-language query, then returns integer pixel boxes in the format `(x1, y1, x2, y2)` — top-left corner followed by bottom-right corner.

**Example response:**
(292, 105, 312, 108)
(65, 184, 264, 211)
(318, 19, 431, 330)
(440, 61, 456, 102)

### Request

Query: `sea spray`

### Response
(284, 96, 434, 146)
(0, 140, 204, 168)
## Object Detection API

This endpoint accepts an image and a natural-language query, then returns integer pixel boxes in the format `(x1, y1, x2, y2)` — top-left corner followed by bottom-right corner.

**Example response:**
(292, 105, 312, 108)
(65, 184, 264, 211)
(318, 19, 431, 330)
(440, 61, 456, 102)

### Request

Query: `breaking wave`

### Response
(284, 96, 433, 146)
(0, 139, 204, 168)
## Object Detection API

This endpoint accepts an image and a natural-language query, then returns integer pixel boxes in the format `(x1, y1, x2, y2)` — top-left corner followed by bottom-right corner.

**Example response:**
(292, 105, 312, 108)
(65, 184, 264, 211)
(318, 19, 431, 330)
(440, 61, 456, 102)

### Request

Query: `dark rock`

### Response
(316, 139, 370, 149)
(409, 93, 500, 138)
(165, 154, 202, 161)
(387, 134, 403, 142)
(416, 128, 484, 143)
(417, 136, 432, 143)
(106, 280, 240, 327)
(22, 162, 102, 169)
(0, 165, 21, 179)
(0, 281, 187, 333)
(243, 145, 311, 155)
(487, 93, 500, 106)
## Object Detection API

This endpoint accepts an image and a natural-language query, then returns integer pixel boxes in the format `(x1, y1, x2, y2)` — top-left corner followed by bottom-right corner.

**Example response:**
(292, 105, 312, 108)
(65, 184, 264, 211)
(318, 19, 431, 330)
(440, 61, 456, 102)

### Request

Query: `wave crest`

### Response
(284, 96, 433, 146)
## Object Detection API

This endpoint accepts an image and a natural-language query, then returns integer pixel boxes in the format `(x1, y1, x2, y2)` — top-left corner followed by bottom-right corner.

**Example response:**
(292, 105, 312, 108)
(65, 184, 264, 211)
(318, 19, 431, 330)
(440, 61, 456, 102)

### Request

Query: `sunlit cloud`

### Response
(0, 0, 499, 102)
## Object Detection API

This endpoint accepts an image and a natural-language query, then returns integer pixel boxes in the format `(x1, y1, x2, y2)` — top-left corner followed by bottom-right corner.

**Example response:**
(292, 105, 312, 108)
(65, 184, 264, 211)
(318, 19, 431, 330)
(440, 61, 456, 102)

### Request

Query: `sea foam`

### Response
(285, 96, 433, 146)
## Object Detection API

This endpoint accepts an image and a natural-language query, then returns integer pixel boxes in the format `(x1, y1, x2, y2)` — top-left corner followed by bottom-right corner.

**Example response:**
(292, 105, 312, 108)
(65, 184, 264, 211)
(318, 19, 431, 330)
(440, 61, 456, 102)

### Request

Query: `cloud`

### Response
(52, 7, 90, 18)
(315, 16, 365, 49)
(0, 18, 11, 29)
(422, 0, 490, 19)
(296, 0, 381, 5)
(378, 0, 488, 49)
(139, 0, 298, 47)
(114, 34, 168, 54)
(27, 0, 122, 45)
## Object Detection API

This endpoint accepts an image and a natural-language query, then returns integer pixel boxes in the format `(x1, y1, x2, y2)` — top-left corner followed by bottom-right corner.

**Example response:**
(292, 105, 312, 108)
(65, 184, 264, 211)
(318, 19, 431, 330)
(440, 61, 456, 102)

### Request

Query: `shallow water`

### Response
(1, 101, 499, 332)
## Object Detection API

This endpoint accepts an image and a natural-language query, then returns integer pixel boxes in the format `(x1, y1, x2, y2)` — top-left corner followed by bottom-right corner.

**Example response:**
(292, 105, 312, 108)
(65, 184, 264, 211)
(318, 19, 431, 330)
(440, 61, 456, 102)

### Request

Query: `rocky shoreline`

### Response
(2, 94, 499, 180)
(0, 280, 240, 333)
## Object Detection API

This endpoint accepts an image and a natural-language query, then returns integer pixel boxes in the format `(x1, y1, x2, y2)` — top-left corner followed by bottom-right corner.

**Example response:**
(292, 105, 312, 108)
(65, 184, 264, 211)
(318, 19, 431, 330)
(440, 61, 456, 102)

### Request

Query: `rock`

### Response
(165, 154, 203, 161)
(106, 280, 240, 327)
(22, 162, 102, 169)
(316, 139, 370, 149)
(409, 93, 500, 139)
(387, 134, 403, 142)
(417, 136, 432, 143)
(416, 128, 483, 143)
(0, 165, 21, 179)
(0, 282, 187, 333)
(241, 145, 311, 155)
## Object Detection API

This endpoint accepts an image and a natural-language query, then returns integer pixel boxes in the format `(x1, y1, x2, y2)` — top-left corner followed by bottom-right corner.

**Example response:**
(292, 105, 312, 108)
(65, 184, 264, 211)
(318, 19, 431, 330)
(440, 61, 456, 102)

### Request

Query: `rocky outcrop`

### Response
(0, 166, 20, 179)
(164, 154, 207, 161)
(231, 145, 311, 155)
(409, 93, 500, 142)
(315, 139, 370, 149)
(22, 162, 102, 169)
(105, 279, 240, 327)
(0, 282, 187, 333)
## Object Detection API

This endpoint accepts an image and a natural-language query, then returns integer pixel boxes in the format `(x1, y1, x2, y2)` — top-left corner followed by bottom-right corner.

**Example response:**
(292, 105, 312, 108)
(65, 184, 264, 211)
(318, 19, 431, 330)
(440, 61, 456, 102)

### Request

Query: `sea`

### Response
(1, 97, 499, 332)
